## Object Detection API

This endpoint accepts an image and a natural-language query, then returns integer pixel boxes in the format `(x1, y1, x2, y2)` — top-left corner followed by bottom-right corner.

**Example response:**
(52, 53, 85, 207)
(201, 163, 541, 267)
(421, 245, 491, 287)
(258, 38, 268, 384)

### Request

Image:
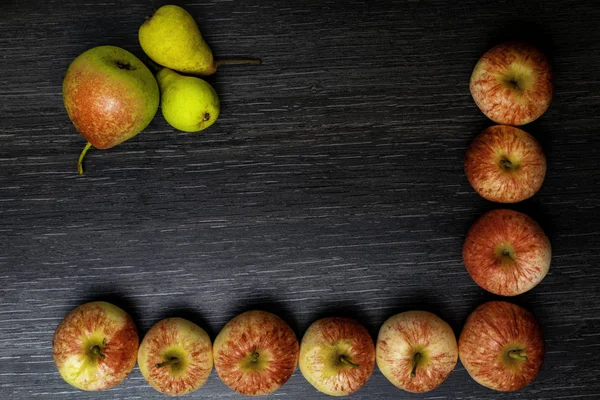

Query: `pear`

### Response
(157, 68, 220, 133)
(139, 5, 260, 76)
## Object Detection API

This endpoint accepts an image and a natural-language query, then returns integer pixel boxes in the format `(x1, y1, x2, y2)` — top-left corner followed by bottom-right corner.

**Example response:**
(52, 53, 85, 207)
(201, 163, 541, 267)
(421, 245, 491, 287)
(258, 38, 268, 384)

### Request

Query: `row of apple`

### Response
(63, 5, 260, 175)
(53, 300, 542, 395)
(461, 41, 553, 298)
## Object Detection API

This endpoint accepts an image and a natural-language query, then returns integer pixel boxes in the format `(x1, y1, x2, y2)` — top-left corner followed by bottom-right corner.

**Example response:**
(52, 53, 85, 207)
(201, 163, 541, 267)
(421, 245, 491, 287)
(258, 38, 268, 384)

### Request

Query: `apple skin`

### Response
(376, 311, 458, 393)
(464, 125, 546, 203)
(52, 301, 139, 391)
(470, 42, 553, 126)
(63, 45, 159, 149)
(213, 310, 299, 396)
(459, 301, 544, 391)
(299, 317, 375, 396)
(463, 209, 551, 296)
(137, 318, 213, 396)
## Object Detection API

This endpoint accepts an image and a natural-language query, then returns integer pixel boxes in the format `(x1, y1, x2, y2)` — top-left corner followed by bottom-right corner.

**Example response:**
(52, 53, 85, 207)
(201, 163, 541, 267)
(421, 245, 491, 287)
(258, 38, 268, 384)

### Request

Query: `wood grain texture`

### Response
(1, 0, 600, 398)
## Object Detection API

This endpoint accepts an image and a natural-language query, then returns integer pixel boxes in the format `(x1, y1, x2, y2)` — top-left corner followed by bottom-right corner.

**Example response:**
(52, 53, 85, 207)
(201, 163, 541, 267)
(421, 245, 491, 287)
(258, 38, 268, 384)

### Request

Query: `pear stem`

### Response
(214, 58, 262, 70)
(411, 352, 422, 378)
(250, 352, 260, 363)
(91, 345, 105, 360)
(338, 355, 360, 369)
(156, 357, 179, 369)
(508, 349, 528, 361)
(78, 142, 93, 175)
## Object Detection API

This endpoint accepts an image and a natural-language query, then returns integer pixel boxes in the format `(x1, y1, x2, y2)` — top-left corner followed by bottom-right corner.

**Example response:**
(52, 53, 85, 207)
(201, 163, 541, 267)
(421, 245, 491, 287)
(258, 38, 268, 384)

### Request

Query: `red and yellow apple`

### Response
(63, 45, 159, 174)
(470, 42, 553, 126)
(52, 301, 139, 391)
(464, 125, 546, 203)
(213, 310, 299, 396)
(299, 317, 375, 396)
(463, 209, 551, 296)
(137, 318, 213, 396)
(459, 301, 544, 391)
(376, 311, 458, 393)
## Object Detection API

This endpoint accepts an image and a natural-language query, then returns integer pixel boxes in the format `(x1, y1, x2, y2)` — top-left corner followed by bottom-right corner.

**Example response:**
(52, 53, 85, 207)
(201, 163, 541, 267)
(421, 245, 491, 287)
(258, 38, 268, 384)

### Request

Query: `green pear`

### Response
(157, 68, 220, 133)
(62, 46, 159, 175)
(139, 5, 260, 76)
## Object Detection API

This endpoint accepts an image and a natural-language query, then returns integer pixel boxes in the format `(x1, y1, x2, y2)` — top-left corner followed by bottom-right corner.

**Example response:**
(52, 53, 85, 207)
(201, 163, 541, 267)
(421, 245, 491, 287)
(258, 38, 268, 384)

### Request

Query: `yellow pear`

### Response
(157, 68, 220, 133)
(139, 5, 260, 76)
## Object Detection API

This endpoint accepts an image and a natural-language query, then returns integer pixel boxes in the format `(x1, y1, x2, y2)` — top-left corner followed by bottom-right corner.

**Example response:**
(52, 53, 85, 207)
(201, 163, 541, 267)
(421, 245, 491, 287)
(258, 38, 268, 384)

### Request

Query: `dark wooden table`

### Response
(1, 0, 599, 398)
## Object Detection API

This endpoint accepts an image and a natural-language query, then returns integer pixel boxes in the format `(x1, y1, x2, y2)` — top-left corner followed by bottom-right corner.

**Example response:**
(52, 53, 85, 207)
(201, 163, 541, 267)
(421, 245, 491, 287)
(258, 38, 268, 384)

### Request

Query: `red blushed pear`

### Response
(63, 45, 159, 174)
(459, 301, 544, 391)
(137, 318, 213, 396)
(470, 42, 553, 126)
(213, 310, 299, 396)
(52, 302, 139, 391)
(463, 209, 551, 296)
(299, 317, 375, 396)
(464, 125, 546, 203)
(376, 311, 458, 393)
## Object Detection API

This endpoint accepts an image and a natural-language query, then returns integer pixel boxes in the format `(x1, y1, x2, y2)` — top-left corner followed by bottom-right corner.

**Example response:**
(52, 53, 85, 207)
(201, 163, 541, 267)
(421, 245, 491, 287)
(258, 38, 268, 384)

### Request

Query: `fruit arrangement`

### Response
(63, 5, 260, 175)
(57, 4, 555, 397)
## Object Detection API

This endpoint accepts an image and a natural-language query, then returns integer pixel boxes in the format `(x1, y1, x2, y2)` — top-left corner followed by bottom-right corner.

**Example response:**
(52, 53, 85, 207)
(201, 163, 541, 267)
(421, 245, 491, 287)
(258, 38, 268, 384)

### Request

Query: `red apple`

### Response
(299, 317, 375, 396)
(463, 209, 551, 296)
(376, 311, 458, 393)
(213, 310, 299, 396)
(470, 42, 553, 126)
(137, 318, 213, 395)
(464, 125, 546, 203)
(459, 301, 544, 391)
(63, 45, 159, 174)
(52, 301, 139, 391)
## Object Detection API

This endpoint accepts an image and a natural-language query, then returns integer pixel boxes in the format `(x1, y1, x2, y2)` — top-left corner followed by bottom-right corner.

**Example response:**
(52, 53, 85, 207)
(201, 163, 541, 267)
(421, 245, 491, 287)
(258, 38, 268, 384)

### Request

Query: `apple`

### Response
(376, 311, 458, 393)
(299, 317, 375, 396)
(137, 318, 213, 396)
(464, 125, 546, 203)
(52, 301, 139, 391)
(63, 45, 159, 174)
(459, 301, 544, 391)
(213, 310, 299, 396)
(463, 209, 551, 296)
(470, 42, 553, 126)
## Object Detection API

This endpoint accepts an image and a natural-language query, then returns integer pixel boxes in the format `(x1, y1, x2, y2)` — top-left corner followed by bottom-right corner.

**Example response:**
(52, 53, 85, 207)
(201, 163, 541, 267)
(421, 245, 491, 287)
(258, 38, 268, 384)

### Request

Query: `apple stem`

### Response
(250, 352, 260, 363)
(411, 352, 422, 378)
(156, 357, 179, 369)
(508, 349, 528, 361)
(77, 142, 93, 175)
(91, 345, 105, 360)
(214, 58, 262, 70)
(338, 355, 360, 369)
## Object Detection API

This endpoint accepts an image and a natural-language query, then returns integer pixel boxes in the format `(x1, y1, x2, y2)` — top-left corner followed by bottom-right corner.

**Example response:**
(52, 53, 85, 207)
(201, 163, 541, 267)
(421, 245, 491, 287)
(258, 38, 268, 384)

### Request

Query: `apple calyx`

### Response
(115, 61, 135, 71)
(410, 352, 422, 378)
(508, 349, 528, 361)
(508, 78, 520, 91)
(250, 351, 260, 363)
(156, 357, 180, 369)
(338, 355, 360, 369)
(90, 345, 105, 360)
(495, 243, 516, 263)
(499, 158, 515, 171)
(77, 142, 93, 175)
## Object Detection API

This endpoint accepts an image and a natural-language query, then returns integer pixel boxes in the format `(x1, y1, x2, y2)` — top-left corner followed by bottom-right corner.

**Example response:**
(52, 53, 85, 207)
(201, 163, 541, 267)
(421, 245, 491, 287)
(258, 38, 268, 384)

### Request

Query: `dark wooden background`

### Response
(1, 0, 599, 398)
